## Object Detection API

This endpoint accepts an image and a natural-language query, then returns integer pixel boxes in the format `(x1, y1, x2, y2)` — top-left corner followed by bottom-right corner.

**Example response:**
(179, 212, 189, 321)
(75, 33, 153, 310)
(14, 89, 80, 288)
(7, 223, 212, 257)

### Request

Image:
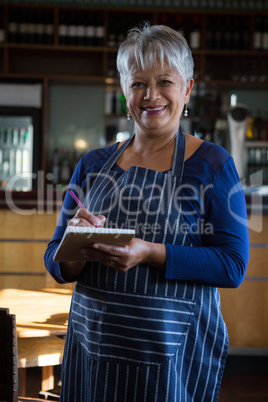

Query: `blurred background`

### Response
(0, 1, 267, 400)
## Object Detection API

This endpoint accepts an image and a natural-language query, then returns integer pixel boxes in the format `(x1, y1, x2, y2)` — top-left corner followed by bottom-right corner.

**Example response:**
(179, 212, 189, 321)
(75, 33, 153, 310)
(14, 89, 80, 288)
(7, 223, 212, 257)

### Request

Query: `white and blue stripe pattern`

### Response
(60, 130, 228, 401)
(72, 284, 196, 363)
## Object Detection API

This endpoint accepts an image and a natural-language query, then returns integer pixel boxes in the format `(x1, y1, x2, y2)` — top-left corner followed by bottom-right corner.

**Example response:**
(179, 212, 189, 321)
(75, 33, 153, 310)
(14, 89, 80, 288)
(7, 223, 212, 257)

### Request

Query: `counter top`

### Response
(1, 187, 268, 213)
(243, 186, 268, 214)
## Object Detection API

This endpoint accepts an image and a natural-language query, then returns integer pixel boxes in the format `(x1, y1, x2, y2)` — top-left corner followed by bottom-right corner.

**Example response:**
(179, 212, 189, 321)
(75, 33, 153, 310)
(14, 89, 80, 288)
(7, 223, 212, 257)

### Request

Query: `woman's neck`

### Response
(116, 129, 178, 172)
(131, 127, 178, 155)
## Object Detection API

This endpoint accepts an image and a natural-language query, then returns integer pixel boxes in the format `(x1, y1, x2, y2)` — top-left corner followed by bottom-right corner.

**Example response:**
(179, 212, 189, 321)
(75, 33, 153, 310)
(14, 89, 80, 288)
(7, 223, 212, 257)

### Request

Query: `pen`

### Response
(66, 186, 85, 209)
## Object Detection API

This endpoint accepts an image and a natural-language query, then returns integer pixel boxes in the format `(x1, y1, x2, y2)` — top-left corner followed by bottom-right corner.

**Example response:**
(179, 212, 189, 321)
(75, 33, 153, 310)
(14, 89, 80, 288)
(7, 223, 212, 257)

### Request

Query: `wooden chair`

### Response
(0, 308, 56, 402)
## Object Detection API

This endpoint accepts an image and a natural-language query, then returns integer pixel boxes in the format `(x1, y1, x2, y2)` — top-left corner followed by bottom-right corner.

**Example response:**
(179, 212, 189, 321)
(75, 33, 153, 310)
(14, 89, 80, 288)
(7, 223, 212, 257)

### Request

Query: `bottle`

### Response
(85, 15, 95, 46)
(232, 18, 241, 51)
(58, 12, 68, 45)
(206, 17, 213, 49)
(19, 128, 26, 146)
(45, 12, 54, 45)
(107, 16, 116, 47)
(27, 11, 35, 45)
(60, 148, 71, 184)
(223, 17, 232, 50)
(94, 16, 105, 47)
(116, 19, 125, 47)
(0, 127, 5, 144)
(18, 11, 27, 44)
(254, 17, 262, 50)
(176, 15, 184, 37)
(8, 9, 18, 43)
(190, 15, 201, 50)
(3, 149, 10, 177)
(68, 14, 77, 46)
(52, 148, 60, 184)
(13, 128, 19, 146)
(213, 17, 222, 50)
(246, 117, 254, 140)
(252, 111, 262, 140)
(263, 17, 268, 51)
(5, 127, 13, 145)
(0, 10, 5, 43)
(120, 93, 127, 115)
(241, 18, 250, 51)
(76, 14, 86, 46)
(112, 92, 117, 115)
(35, 10, 45, 45)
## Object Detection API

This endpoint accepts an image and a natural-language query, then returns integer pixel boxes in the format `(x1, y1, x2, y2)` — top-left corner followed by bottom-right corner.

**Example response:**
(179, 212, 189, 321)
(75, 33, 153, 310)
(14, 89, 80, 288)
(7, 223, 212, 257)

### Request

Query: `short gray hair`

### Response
(117, 23, 194, 94)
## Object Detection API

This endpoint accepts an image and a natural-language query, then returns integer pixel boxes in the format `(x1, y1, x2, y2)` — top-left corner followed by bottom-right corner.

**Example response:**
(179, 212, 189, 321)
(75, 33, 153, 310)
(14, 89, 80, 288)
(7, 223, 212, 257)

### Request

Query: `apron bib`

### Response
(61, 129, 228, 402)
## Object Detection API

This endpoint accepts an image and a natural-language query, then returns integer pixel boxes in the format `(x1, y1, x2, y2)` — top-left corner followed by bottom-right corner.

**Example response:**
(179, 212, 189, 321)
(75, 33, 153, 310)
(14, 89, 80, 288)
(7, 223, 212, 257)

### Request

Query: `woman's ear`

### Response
(185, 78, 194, 103)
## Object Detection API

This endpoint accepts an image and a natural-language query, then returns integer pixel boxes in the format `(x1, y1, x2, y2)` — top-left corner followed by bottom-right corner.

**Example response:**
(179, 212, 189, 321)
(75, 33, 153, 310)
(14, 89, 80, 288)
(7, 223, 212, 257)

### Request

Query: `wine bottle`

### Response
(232, 18, 241, 51)
(254, 17, 262, 50)
(94, 16, 105, 47)
(27, 12, 35, 45)
(45, 12, 54, 45)
(107, 16, 116, 47)
(35, 10, 45, 45)
(77, 14, 86, 46)
(241, 18, 250, 51)
(68, 14, 76, 46)
(8, 9, 18, 43)
(52, 148, 60, 184)
(190, 15, 201, 50)
(223, 17, 232, 50)
(18, 11, 27, 44)
(0, 11, 4, 43)
(60, 148, 71, 184)
(59, 11, 68, 46)
(213, 17, 222, 50)
(112, 92, 117, 115)
(206, 17, 213, 49)
(85, 15, 95, 46)
(263, 17, 268, 51)
(120, 93, 127, 115)
(176, 15, 184, 37)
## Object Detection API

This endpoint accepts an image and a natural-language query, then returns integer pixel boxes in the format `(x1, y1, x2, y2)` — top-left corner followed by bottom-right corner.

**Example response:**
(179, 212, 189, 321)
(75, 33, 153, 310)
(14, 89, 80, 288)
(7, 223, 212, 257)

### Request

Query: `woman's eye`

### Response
(160, 80, 172, 85)
(131, 82, 144, 88)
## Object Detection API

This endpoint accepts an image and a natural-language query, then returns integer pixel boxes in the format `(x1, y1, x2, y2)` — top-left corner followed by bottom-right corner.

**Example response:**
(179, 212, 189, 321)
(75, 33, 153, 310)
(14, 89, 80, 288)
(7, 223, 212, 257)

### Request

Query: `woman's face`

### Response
(125, 61, 194, 138)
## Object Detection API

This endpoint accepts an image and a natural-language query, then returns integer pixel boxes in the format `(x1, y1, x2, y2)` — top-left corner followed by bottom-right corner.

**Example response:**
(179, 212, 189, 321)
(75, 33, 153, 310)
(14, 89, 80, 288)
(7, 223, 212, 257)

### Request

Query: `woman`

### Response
(45, 23, 249, 401)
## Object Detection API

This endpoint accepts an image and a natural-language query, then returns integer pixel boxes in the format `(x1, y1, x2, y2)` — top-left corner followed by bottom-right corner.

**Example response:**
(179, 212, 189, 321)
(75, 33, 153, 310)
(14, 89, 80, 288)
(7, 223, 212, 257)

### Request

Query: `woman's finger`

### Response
(69, 209, 106, 227)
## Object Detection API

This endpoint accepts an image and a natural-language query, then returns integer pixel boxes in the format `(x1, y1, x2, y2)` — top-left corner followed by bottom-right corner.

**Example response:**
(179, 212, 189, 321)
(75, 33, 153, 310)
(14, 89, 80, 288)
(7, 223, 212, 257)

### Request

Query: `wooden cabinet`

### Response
(0, 4, 267, 83)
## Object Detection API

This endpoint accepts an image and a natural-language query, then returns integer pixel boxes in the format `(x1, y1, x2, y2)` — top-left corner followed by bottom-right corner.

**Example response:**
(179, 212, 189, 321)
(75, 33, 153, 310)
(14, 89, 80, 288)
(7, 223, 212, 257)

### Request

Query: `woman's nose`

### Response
(144, 85, 161, 101)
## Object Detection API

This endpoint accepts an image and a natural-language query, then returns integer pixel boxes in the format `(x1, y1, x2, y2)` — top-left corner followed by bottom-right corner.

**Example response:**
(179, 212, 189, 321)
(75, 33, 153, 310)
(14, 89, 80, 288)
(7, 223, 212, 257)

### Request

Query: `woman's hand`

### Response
(68, 208, 106, 228)
(60, 209, 106, 282)
(81, 238, 167, 273)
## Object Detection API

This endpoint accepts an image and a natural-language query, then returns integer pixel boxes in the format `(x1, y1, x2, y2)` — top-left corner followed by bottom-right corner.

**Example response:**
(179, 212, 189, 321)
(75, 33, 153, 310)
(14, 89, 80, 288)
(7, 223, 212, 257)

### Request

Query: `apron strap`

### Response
(171, 127, 186, 183)
(101, 135, 134, 171)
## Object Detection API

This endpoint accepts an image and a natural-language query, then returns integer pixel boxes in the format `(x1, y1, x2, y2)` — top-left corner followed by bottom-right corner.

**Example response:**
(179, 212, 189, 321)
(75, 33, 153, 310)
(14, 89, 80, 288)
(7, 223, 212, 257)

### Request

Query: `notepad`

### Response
(53, 226, 135, 262)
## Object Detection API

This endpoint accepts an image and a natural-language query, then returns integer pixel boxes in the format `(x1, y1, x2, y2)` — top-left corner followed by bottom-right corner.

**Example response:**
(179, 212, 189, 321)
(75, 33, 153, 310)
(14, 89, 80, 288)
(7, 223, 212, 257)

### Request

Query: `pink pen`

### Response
(66, 186, 85, 209)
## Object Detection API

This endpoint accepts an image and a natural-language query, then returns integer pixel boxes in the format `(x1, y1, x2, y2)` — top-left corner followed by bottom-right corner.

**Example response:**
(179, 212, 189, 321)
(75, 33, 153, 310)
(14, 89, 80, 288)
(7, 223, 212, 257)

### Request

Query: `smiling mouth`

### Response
(143, 106, 167, 112)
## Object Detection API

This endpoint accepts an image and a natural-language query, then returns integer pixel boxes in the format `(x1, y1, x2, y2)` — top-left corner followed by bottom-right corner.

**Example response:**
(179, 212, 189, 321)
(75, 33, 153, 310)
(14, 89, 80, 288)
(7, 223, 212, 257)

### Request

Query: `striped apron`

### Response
(60, 129, 228, 401)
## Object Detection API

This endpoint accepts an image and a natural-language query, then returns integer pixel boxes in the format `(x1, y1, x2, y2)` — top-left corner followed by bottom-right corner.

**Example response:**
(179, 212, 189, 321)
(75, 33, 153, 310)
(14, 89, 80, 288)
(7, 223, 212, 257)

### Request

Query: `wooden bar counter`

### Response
(0, 288, 72, 395)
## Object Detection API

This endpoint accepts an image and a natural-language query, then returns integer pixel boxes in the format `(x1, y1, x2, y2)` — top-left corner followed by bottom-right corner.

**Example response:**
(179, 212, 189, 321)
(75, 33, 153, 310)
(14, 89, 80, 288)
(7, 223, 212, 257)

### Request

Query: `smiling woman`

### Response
(45, 22, 249, 402)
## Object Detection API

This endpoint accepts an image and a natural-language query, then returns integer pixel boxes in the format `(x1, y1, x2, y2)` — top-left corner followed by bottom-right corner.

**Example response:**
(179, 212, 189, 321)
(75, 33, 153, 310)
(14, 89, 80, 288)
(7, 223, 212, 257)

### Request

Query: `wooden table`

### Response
(0, 288, 72, 396)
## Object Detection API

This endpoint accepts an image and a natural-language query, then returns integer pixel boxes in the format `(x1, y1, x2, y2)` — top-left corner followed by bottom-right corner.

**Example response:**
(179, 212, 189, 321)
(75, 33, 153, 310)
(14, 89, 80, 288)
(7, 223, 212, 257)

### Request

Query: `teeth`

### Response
(144, 106, 166, 111)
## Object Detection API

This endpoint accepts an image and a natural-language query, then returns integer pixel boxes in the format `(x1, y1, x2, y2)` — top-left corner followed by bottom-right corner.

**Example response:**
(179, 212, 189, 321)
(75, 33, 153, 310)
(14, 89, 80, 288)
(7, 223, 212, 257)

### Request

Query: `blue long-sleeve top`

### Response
(44, 139, 249, 289)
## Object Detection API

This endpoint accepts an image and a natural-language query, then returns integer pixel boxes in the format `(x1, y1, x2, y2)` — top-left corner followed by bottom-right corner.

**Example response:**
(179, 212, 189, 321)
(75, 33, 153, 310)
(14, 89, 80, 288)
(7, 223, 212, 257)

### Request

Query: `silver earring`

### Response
(127, 111, 131, 120)
(184, 104, 188, 117)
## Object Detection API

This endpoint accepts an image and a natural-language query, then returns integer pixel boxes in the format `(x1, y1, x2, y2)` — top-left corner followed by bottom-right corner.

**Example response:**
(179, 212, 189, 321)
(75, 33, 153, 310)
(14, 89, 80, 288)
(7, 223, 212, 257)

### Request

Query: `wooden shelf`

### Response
(0, 3, 268, 190)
